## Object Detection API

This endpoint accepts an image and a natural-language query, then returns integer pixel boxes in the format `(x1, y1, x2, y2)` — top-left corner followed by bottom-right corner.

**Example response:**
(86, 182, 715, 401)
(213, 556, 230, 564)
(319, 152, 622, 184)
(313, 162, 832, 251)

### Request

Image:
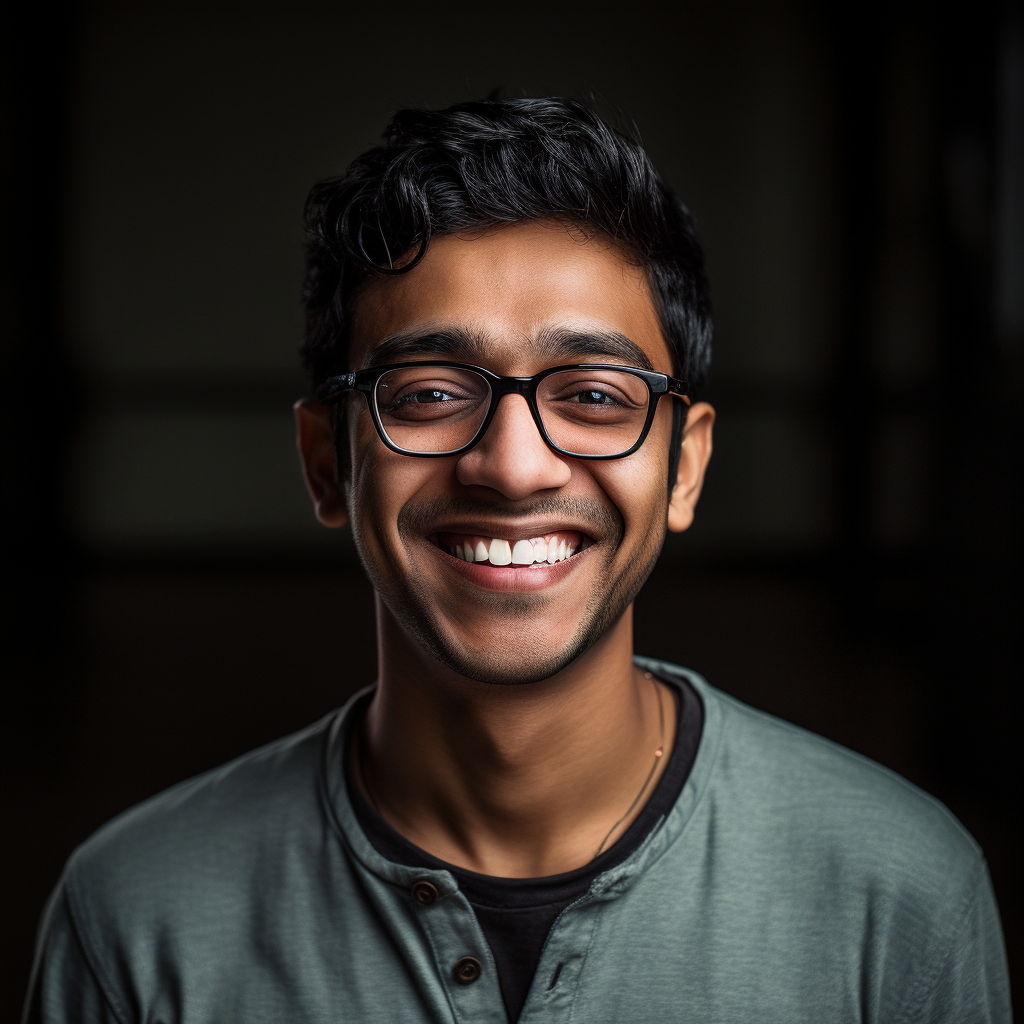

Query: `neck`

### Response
(357, 599, 674, 877)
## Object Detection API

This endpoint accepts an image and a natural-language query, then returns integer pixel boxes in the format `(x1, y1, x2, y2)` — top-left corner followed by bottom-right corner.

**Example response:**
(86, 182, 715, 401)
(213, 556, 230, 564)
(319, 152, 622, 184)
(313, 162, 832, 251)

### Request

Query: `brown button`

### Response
(452, 956, 482, 984)
(410, 880, 440, 906)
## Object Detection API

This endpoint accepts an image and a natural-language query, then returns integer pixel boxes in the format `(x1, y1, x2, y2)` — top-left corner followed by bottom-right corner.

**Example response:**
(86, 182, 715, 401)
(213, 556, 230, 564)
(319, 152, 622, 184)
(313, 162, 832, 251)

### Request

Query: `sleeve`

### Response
(22, 880, 126, 1024)
(902, 861, 1012, 1024)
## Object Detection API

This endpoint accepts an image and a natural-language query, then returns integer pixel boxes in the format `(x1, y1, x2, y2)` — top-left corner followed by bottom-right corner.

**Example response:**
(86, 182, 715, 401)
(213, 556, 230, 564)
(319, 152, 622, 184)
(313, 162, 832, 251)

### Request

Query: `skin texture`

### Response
(296, 220, 714, 876)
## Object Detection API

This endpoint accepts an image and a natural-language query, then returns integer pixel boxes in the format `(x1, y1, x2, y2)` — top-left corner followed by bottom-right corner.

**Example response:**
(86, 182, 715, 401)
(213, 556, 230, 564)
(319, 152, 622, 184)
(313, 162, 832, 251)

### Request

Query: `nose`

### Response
(455, 394, 572, 499)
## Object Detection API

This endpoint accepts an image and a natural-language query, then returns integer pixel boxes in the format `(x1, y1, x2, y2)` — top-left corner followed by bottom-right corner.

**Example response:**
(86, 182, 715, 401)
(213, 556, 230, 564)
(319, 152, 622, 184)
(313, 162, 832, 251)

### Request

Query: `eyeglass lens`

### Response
(373, 366, 652, 456)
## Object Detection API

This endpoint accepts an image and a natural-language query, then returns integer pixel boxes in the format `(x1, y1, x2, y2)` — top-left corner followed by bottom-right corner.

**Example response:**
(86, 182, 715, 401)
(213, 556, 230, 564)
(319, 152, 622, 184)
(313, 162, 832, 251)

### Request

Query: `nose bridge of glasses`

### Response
(476, 376, 544, 438)
(489, 375, 537, 400)
(462, 386, 548, 458)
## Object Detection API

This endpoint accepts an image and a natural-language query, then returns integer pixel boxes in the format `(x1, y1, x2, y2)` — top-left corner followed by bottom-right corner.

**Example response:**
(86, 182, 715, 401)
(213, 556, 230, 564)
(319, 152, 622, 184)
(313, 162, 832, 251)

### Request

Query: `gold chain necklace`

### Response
(591, 670, 665, 859)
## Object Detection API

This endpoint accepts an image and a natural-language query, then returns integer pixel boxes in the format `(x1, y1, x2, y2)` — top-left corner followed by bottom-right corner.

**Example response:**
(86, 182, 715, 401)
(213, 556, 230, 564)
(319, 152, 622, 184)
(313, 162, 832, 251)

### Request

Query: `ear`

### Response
(667, 401, 715, 533)
(294, 398, 348, 529)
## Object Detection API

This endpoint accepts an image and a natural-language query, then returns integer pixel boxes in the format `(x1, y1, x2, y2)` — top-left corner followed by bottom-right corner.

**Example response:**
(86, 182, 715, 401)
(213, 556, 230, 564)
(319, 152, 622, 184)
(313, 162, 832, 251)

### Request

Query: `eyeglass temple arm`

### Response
(667, 377, 691, 403)
(315, 373, 357, 402)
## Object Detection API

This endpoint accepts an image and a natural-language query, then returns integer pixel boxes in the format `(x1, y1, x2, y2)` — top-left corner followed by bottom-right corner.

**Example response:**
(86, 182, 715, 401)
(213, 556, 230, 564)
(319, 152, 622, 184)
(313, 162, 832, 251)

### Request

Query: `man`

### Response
(26, 97, 1010, 1023)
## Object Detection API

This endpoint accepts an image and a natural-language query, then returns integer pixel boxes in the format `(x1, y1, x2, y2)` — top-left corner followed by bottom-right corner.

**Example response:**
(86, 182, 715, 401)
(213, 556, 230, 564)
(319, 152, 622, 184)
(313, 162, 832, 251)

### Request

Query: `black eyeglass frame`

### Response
(316, 361, 691, 460)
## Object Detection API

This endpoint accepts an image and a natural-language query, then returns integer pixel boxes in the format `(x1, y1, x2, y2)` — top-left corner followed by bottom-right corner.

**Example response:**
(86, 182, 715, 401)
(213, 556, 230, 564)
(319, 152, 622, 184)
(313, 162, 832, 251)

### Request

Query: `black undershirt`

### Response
(344, 670, 703, 1023)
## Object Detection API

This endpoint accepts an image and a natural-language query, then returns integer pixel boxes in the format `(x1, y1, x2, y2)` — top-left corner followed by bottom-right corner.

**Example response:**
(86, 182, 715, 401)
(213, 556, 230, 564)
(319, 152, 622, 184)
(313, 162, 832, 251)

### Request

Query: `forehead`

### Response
(347, 219, 672, 374)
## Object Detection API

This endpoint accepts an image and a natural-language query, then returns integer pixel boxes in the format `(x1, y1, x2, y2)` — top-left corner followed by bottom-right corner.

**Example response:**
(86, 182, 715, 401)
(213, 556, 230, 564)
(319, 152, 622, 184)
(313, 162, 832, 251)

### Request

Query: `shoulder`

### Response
(61, 709, 342, 944)
(647, 659, 985, 899)
(639, 660, 1010, 1023)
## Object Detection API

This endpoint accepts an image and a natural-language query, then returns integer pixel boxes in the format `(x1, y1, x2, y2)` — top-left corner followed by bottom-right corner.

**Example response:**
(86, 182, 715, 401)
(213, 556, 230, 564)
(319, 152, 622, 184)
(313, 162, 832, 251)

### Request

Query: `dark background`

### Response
(3, 0, 1021, 1010)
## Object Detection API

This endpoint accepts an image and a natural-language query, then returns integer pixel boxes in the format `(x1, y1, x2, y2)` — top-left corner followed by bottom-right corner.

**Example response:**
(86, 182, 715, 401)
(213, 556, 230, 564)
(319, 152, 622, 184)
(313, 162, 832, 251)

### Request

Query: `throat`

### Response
(355, 661, 674, 878)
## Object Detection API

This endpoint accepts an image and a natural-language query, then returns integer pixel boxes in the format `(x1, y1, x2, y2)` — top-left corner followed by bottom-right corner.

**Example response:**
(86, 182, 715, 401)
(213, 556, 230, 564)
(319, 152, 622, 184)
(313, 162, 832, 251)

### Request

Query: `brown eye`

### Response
(570, 389, 620, 405)
(395, 389, 458, 406)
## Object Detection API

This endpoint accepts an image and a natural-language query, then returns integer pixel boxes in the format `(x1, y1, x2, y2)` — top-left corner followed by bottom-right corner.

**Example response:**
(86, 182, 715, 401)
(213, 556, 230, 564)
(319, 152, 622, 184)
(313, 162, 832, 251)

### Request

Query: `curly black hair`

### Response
(301, 96, 712, 485)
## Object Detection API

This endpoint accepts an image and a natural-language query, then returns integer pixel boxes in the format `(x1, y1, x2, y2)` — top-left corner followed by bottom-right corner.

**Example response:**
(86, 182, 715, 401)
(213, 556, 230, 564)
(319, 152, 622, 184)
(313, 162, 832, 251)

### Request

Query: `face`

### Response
(298, 220, 713, 685)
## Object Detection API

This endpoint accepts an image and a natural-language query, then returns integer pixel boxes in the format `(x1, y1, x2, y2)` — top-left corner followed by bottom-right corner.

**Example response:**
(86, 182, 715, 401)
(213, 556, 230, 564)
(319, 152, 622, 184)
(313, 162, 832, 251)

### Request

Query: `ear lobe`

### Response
(667, 401, 715, 534)
(294, 398, 348, 529)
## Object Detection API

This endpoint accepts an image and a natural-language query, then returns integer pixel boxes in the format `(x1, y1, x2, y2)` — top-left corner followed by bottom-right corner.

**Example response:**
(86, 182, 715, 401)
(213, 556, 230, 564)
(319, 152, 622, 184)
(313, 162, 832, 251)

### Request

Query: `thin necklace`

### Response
(356, 670, 667, 863)
(591, 671, 666, 860)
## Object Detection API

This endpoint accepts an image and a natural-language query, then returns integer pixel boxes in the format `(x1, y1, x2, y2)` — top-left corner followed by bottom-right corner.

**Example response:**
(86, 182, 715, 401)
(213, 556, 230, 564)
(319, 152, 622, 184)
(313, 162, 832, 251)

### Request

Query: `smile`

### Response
(430, 530, 589, 567)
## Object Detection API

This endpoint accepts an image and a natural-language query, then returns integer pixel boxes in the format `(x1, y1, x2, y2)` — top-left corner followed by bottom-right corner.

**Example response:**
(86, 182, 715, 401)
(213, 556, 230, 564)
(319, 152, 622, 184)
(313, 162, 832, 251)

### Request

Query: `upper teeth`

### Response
(489, 539, 512, 565)
(440, 532, 581, 566)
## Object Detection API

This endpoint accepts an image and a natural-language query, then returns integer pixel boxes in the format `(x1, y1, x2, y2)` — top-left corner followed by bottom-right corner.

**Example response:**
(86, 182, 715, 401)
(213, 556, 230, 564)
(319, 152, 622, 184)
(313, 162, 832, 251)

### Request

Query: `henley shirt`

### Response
(24, 659, 1012, 1023)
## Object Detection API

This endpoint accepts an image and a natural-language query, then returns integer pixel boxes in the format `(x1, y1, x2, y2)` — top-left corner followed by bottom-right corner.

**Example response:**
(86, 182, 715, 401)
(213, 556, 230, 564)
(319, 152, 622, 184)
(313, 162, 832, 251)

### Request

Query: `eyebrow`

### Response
(362, 328, 492, 368)
(535, 327, 655, 371)
(363, 326, 655, 372)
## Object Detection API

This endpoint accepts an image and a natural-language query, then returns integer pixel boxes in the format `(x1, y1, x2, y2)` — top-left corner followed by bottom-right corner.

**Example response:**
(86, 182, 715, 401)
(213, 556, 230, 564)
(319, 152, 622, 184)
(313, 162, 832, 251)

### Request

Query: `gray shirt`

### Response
(25, 660, 1011, 1023)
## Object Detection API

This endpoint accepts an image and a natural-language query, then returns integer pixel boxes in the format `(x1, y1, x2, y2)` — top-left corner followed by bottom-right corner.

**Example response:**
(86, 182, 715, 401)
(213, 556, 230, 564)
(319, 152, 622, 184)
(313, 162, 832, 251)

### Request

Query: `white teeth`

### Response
(547, 537, 559, 564)
(444, 533, 583, 566)
(511, 540, 535, 565)
(488, 538, 512, 565)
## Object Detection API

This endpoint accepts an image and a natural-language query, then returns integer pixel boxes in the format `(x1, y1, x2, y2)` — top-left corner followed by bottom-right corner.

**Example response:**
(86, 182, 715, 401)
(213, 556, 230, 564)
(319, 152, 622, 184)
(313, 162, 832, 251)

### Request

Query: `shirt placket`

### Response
(515, 852, 654, 1024)
(514, 889, 612, 1023)
(398, 871, 509, 1024)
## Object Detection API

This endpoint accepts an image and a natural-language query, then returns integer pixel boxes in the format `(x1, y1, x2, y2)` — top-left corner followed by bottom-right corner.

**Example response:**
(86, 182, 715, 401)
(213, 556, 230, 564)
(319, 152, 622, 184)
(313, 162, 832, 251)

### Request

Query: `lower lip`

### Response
(427, 543, 591, 592)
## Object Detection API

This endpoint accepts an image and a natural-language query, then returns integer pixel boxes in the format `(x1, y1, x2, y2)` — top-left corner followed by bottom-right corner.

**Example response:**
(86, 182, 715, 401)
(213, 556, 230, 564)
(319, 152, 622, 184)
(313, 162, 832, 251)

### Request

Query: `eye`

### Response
(393, 388, 460, 406)
(556, 385, 630, 408)
(571, 388, 619, 405)
(379, 379, 485, 423)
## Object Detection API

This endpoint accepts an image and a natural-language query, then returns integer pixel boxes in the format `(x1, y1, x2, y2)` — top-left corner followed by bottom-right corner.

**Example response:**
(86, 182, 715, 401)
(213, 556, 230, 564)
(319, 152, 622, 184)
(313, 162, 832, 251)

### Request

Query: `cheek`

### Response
(591, 454, 669, 544)
(345, 405, 438, 550)
(346, 408, 401, 538)
(592, 406, 673, 532)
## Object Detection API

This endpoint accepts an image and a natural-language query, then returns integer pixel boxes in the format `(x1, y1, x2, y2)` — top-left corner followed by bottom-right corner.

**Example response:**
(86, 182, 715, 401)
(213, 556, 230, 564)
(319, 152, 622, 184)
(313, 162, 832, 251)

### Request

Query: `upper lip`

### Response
(423, 519, 598, 543)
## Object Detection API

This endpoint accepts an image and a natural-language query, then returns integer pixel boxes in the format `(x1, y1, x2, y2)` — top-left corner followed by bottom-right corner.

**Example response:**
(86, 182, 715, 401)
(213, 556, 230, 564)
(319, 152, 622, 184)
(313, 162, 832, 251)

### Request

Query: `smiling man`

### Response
(25, 98, 1010, 1023)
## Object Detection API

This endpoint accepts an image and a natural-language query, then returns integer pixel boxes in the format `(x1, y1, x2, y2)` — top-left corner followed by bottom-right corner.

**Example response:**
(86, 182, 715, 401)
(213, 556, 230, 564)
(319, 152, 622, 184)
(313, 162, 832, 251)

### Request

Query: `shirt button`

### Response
(452, 956, 482, 984)
(410, 880, 440, 906)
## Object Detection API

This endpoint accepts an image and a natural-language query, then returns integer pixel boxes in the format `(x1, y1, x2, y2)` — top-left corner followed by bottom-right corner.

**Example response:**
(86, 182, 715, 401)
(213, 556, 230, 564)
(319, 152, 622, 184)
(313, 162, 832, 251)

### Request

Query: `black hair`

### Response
(301, 96, 712, 486)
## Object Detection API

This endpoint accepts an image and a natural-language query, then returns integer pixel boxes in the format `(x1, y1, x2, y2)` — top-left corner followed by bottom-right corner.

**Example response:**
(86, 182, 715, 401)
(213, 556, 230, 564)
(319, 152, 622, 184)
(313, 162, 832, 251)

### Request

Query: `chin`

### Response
(432, 645, 586, 686)
(376, 525, 663, 686)
(402, 601, 623, 686)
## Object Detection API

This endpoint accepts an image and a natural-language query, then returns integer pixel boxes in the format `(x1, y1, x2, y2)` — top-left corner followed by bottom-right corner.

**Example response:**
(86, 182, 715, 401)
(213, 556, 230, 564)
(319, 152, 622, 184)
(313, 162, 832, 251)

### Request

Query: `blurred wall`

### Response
(4, 0, 1020, 1006)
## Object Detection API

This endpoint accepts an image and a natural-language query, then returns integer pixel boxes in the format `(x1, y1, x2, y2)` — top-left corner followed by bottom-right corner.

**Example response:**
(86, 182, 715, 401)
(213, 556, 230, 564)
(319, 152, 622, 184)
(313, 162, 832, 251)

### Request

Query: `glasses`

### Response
(316, 361, 690, 459)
